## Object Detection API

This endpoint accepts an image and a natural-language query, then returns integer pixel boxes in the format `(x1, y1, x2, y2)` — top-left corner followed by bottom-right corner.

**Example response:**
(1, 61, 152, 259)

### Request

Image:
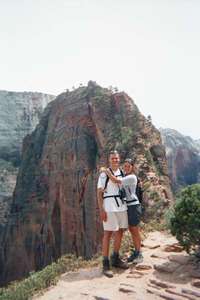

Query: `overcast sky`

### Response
(0, 0, 199, 139)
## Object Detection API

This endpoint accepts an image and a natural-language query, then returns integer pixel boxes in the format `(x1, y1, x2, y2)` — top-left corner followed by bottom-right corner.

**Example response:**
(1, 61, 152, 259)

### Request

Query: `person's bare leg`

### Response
(113, 229, 123, 253)
(129, 225, 141, 251)
(127, 225, 143, 263)
(111, 229, 128, 269)
(102, 231, 113, 257)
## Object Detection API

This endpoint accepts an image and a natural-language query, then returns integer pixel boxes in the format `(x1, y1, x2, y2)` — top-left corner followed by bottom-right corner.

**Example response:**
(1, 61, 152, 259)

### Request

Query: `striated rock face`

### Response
(0, 90, 55, 167)
(0, 90, 55, 226)
(0, 83, 173, 285)
(160, 128, 200, 191)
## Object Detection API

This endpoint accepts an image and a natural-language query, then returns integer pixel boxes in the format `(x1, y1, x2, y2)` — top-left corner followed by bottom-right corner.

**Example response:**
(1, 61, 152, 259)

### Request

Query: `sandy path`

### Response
(34, 231, 200, 300)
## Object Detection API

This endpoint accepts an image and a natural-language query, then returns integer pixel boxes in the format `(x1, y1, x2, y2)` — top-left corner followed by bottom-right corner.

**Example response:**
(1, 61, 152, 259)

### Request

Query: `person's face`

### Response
(123, 162, 133, 175)
(109, 153, 120, 169)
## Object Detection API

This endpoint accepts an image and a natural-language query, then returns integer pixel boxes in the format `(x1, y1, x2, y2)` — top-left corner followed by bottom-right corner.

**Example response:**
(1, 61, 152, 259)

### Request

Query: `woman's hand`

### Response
(100, 167, 113, 179)
(100, 167, 107, 173)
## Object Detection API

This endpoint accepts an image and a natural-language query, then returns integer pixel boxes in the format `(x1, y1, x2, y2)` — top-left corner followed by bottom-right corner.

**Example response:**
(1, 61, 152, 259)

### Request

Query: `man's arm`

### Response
(100, 167, 121, 184)
(97, 188, 107, 222)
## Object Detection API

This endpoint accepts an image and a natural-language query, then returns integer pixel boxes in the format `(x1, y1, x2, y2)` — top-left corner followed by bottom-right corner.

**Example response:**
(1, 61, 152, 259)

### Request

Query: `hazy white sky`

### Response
(0, 0, 200, 139)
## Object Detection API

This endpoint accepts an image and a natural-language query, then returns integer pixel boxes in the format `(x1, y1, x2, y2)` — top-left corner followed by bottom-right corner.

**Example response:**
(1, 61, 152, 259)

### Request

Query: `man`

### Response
(97, 150, 128, 277)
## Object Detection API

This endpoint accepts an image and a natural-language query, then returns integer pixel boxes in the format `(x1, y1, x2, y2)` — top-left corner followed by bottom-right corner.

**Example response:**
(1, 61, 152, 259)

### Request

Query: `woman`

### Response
(101, 158, 143, 263)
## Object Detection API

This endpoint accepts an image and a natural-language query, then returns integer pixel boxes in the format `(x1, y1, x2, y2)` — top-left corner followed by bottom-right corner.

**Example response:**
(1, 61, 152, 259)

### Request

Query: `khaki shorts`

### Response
(103, 211, 128, 231)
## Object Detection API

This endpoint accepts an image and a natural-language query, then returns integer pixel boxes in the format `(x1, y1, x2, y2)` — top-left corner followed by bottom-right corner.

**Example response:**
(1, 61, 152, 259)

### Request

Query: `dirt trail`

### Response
(34, 231, 200, 300)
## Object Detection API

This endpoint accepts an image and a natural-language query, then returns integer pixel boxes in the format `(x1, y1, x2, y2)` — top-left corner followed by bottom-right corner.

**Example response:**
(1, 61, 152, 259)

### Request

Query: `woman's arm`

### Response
(100, 167, 122, 184)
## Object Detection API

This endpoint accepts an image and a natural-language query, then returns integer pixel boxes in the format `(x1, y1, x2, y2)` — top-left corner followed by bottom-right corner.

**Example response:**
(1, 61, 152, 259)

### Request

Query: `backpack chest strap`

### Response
(103, 195, 121, 207)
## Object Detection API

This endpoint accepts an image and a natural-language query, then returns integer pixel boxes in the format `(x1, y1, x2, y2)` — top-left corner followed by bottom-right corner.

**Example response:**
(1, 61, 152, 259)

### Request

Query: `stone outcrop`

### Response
(0, 82, 173, 285)
(160, 128, 200, 191)
(0, 90, 55, 226)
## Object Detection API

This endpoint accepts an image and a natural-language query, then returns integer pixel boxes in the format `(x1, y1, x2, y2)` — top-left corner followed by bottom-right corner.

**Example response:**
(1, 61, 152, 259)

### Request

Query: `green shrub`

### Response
(169, 184, 200, 253)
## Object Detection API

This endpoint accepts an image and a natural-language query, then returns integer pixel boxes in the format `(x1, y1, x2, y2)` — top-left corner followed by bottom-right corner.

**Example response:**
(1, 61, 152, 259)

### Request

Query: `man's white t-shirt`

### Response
(97, 169, 127, 212)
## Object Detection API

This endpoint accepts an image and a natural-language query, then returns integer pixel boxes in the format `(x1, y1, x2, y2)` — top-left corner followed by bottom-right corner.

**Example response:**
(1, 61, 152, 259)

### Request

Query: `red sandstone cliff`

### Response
(0, 82, 173, 285)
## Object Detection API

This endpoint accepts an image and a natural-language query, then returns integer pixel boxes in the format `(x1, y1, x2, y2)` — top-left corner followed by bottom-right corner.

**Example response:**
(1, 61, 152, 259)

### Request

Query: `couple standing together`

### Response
(97, 150, 143, 277)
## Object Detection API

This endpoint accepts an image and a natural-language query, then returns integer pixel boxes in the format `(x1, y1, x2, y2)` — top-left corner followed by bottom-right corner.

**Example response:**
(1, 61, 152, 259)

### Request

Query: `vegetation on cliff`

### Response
(0, 255, 99, 300)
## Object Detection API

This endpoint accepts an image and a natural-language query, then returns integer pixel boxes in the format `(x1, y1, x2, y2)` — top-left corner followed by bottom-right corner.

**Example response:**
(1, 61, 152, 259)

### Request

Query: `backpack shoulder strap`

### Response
(104, 175, 109, 190)
(109, 167, 114, 175)
(104, 168, 112, 190)
(119, 168, 125, 177)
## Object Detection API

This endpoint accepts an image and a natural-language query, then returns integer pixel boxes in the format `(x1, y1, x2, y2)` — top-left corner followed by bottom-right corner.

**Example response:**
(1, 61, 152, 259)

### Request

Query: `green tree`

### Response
(169, 184, 200, 253)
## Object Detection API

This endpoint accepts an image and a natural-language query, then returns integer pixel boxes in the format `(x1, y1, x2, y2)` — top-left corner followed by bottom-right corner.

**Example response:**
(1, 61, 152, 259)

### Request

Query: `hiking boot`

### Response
(102, 258, 113, 278)
(111, 252, 129, 269)
(133, 252, 143, 264)
(127, 250, 143, 264)
(127, 250, 137, 263)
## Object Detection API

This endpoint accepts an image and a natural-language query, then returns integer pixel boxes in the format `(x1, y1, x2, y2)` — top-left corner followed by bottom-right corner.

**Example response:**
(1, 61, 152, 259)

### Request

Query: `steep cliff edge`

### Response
(0, 82, 173, 285)
(160, 128, 200, 191)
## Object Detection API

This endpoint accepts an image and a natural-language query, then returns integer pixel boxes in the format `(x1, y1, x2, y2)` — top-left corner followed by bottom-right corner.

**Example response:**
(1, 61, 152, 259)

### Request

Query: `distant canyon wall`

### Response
(0, 90, 55, 167)
(160, 128, 200, 191)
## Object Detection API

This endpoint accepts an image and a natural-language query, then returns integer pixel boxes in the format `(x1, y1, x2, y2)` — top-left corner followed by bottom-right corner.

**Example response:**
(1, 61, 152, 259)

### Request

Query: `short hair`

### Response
(124, 158, 134, 165)
(109, 150, 119, 157)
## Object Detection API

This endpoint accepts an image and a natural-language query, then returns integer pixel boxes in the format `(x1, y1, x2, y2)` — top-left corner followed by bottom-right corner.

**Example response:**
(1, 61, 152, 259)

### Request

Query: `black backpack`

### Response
(136, 177, 144, 204)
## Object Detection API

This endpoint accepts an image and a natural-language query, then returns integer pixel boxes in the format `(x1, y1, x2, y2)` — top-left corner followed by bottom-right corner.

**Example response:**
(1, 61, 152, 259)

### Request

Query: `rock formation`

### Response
(0, 82, 173, 285)
(0, 90, 55, 166)
(160, 128, 200, 191)
(0, 90, 55, 227)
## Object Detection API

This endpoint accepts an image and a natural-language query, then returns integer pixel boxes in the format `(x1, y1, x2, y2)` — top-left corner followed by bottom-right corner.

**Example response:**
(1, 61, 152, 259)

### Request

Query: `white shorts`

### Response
(103, 211, 128, 231)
